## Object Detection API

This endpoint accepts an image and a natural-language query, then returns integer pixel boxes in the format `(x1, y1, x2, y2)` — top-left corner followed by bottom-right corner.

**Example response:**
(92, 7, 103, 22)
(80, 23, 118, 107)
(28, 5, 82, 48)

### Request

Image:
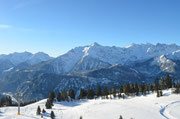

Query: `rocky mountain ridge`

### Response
(0, 42, 180, 101)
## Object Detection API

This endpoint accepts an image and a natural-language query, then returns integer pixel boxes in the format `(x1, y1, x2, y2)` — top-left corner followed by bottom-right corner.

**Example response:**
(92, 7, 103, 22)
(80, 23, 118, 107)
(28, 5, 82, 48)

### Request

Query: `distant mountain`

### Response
(0, 59, 14, 74)
(20, 42, 180, 74)
(0, 52, 53, 66)
(0, 52, 32, 65)
(16, 64, 143, 101)
(0, 52, 53, 74)
(132, 54, 180, 80)
(0, 42, 180, 101)
(26, 52, 54, 65)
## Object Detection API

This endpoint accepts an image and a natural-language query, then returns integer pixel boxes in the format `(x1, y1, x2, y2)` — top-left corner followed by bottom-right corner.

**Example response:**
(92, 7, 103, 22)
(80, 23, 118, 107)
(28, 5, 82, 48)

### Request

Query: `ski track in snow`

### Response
(160, 101, 180, 119)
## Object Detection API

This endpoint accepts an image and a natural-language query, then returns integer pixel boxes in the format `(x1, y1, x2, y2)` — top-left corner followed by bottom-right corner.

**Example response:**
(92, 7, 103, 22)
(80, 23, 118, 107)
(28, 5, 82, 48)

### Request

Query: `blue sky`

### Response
(0, 0, 180, 57)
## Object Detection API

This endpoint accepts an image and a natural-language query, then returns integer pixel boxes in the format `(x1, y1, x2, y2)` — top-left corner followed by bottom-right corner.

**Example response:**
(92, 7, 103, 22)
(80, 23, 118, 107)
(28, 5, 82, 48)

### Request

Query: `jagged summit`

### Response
(124, 43, 137, 48)
(0, 51, 53, 65)
(91, 42, 101, 47)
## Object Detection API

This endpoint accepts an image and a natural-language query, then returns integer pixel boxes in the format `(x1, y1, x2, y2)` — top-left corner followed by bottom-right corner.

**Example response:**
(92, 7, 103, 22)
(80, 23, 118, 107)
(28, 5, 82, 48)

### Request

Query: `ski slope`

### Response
(0, 90, 179, 119)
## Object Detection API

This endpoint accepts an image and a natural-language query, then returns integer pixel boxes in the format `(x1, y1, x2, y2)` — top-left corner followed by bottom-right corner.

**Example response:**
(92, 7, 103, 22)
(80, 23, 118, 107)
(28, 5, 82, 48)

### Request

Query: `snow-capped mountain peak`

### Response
(27, 52, 53, 65)
(91, 42, 101, 47)
(0, 52, 53, 66)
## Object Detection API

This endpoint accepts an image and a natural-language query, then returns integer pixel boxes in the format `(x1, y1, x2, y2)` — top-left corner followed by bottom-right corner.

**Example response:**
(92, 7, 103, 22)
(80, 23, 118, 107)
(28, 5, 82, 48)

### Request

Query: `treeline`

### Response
(173, 82, 180, 94)
(45, 74, 177, 105)
(0, 96, 12, 107)
(0, 96, 37, 107)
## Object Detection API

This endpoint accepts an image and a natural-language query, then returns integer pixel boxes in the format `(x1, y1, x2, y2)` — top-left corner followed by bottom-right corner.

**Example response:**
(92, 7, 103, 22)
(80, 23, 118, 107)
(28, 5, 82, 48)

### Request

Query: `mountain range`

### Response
(0, 42, 180, 101)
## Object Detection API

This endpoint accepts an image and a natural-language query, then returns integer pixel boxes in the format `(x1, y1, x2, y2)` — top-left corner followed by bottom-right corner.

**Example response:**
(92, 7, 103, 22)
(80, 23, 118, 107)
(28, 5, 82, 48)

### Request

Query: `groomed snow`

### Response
(0, 90, 179, 119)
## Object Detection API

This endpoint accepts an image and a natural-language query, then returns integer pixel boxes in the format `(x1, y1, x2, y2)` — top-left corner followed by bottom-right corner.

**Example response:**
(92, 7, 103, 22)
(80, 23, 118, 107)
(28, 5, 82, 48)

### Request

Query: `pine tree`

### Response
(62, 90, 68, 101)
(36, 106, 41, 115)
(134, 82, 139, 96)
(146, 85, 150, 94)
(130, 83, 135, 94)
(160, 90, 163, 96)
(79, 89, 87, 99)
(139, 83, 143, 94)
(149, 84, 154, 92)
(49, 91, 55, 103)
(160, 77, 165, 90)
(118, 93, 122, 99)
(87, 89, 95, 99)
(119, 115, 123, 119)
(157, 90, 160, 97)
(154, 78, 159, 92)
(57, 92, 62, 102)
(45, 99, 52, 109)
(172, 79, 176, 88)
(165, 75, 172, 89)
(96, 86, 102, 97)
(50, 111, 55, 119)
(112, 87, 116, 98)
(103, 87, 109, 97)
(7, 96, 12, 106)
(143, 89, 146, 96)
(124, 83, 130, 95)
(119, 85, 124, 94)
(174, 83, 180, 94)
(42, 109, 46, 113)
(68, 89, 75, 100)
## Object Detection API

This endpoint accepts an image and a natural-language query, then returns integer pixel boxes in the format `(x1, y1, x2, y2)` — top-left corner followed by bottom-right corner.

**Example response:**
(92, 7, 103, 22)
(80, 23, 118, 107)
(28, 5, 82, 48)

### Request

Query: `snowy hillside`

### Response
(0, 90, 179, 119)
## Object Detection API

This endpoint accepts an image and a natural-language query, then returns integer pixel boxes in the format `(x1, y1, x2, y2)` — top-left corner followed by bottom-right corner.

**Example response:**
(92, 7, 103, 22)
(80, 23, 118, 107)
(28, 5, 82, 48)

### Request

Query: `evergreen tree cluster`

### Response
(36, 105, 55, 119)
(46, 89, 76, 109)
(56, 89, 75, 102)
(173, 82, 180, 94)
(156, 90, 163, 97)
(45, 90, 55, 109)
(0, 96, 12, 107)
(45, 74, 176, 106)
(36, 105, 46, 116)
(78, 74, 174, 100)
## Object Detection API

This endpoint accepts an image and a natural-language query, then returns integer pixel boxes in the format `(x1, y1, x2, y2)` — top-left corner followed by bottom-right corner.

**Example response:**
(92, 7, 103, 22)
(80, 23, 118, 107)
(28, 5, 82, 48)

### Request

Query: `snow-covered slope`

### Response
(0, 90, 179, 119)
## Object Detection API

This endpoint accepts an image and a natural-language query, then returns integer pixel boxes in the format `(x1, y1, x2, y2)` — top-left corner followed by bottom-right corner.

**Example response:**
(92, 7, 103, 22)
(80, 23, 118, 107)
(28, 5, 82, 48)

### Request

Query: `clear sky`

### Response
(0, 0, 180, 57)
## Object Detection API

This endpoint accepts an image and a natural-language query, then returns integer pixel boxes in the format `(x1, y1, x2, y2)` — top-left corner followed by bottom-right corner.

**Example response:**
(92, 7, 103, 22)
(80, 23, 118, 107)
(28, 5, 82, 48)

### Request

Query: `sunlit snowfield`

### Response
(0, 90, 179, 119)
